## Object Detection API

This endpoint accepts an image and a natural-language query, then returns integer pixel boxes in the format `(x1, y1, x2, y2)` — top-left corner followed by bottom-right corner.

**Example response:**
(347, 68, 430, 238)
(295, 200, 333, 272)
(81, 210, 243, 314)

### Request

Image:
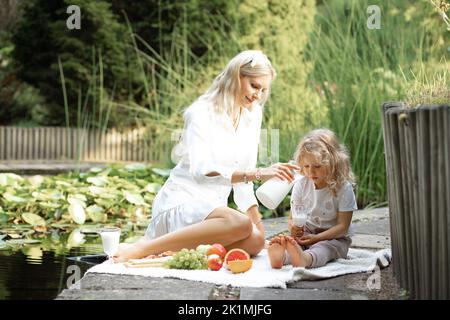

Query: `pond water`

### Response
(0, 230, 136, 300)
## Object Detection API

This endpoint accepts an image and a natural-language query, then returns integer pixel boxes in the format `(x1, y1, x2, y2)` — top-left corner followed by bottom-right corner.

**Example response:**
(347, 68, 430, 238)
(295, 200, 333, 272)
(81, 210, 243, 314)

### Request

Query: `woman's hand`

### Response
(258, 162, 301, 182)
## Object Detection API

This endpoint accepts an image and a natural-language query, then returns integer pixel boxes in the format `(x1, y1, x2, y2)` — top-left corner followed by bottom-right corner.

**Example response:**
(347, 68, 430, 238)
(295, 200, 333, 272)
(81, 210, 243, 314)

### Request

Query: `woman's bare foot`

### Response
(112, 239, 149, 263)
(268, 236, 287, 269)
(285, 235, 312, 268)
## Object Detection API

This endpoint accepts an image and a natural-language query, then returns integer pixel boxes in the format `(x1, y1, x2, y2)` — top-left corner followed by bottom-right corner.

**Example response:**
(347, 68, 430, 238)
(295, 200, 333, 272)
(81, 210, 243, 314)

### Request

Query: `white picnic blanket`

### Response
(86, 248, 391, 289)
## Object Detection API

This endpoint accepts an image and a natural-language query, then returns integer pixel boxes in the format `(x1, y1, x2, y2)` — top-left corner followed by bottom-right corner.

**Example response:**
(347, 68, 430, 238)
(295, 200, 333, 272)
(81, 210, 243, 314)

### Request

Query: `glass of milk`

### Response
(291, 177, 315, 227)
(99, 227, 121, 261)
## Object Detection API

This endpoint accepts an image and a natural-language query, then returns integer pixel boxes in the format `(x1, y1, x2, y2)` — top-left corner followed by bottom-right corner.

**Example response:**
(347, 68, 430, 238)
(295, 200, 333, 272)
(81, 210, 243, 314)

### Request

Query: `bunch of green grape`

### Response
(165, 248, 208, 270)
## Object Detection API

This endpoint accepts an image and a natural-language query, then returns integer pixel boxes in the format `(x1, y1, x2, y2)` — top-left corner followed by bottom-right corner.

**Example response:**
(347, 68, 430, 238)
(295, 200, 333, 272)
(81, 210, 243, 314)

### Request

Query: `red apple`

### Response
(207, 254, 223, 271)
(206, 243, 227, 259)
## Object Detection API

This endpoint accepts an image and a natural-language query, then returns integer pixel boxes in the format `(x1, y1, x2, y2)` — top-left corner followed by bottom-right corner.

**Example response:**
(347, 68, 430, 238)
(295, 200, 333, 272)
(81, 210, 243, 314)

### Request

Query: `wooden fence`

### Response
(0, 126, 155, 162)
(381, 102, 450, 299)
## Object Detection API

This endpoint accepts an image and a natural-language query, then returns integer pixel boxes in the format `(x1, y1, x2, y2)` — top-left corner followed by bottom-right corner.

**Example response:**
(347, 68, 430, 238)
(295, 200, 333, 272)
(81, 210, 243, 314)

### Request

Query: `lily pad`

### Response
(88, 186, 108, 196)
(152, 168, 171, 177)
(0, 213, 10, 224)
(125, 163, 146, 171)
(67, 197, 86, 208)
(5, 239, 42, 245)
(89, 167, 104, 173)
(86, 205, 107, 223)
(69, 203, 86, 225)
(3, 192, 27, 203)
(22, 213, 46, 226)
(145, 183, 161, 194)
(87, 176, 109, 187)
(123, 191, 146, 206)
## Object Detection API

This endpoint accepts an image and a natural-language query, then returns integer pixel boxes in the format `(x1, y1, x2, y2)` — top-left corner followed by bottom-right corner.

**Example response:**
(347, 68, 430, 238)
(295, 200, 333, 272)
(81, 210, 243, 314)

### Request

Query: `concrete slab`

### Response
(57, 273, 214, 300)
(239, 287, 370, 300)
(351, 234, 391, 249)
(352, 218, 390, 236)
(287, 265, 403, 300)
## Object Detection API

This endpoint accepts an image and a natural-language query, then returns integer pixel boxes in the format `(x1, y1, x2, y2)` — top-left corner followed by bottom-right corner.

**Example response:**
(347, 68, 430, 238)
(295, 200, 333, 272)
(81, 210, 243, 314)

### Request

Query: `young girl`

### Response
(268, 128, 357, 269)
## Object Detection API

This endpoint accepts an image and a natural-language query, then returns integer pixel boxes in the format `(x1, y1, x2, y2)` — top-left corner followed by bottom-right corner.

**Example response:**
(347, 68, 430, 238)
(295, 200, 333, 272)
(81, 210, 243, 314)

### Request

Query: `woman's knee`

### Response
(246, 231, 265, 256)
(228, 213, 253, 240)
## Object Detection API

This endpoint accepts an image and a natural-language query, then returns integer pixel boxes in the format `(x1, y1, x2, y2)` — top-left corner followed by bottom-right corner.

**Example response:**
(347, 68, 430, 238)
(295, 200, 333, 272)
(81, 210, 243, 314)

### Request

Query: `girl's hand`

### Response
(297, 234, 320, 246)
(290, 224, 304, 238)
(259, 162, 301, 182)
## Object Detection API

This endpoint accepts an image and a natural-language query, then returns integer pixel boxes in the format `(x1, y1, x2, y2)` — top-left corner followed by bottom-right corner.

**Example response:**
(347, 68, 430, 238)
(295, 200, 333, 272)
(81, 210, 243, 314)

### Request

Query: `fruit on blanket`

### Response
(206, 243, 227, 259)
(165, 248, 208, 270)
(224, 248, 250, 268)
(207, 254, 223, 271)
(228, 259, 253, 274)
(196, 244, 212, 255)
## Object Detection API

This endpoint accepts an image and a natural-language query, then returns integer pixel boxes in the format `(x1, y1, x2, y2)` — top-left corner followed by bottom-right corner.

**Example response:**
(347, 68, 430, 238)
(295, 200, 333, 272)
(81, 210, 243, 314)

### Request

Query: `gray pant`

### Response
(284, 226, 352, 268)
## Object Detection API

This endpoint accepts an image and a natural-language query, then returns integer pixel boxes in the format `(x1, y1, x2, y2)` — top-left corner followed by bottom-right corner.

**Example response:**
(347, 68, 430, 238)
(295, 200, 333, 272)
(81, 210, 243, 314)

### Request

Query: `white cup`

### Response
(256, 177, 294, 210)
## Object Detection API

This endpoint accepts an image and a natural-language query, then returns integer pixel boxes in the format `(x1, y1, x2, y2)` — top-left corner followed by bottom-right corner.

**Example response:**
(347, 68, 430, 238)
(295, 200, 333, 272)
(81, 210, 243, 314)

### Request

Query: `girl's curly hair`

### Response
(293, 128, 356, 196)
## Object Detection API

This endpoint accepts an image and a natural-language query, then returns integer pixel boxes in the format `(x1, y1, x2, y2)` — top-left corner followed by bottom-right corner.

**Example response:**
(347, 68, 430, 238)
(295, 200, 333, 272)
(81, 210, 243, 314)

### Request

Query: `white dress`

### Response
(145, 97, 262, 239)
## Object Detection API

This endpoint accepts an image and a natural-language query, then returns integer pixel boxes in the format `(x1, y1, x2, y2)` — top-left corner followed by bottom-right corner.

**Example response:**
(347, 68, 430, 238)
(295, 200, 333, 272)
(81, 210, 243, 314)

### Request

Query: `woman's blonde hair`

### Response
(200, 50, 276, 117)
(293, 128, 356, 196)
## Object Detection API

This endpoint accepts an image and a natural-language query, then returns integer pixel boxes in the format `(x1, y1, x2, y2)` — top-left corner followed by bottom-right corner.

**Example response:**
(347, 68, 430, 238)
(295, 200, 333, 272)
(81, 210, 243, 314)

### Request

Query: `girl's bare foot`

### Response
(285, 235, 312, 268)
(268, 235, 287, 269)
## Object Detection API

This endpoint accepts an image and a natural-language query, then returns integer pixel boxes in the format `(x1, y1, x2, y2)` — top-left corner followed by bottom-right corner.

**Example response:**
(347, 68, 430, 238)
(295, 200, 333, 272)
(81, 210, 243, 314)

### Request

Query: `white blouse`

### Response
(153, 97, 262, 217)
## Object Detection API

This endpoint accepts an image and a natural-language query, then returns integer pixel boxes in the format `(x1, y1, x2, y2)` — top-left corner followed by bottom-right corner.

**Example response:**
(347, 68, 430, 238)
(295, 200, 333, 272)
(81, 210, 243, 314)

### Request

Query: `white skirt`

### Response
(144, 184, 221, 239)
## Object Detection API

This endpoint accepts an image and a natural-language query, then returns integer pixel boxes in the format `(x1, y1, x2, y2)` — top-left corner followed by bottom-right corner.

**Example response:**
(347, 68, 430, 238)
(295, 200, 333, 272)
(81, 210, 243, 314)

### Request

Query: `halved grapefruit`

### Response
(228, 259, 253, 273)
(224, 248, 250, 270)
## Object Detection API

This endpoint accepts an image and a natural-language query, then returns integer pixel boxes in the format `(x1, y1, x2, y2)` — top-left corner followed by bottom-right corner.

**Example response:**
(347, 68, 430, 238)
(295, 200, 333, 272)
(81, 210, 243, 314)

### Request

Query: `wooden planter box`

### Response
(381, 102, 450, 299)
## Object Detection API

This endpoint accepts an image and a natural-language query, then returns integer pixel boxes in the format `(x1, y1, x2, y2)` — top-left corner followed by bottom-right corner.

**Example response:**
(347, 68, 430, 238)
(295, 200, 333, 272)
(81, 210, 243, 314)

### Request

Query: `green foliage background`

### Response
(0, 0, 448, 209)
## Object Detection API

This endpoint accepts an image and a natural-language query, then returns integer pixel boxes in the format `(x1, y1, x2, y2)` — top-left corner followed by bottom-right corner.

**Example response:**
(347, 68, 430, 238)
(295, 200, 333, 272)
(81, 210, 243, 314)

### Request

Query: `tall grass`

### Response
(304, 0, 448, 206)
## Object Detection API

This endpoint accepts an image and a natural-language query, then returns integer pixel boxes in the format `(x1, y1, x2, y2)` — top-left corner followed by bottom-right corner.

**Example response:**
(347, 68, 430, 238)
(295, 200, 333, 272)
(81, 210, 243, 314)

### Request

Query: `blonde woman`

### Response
(114, 50, 300, 262)
(268, 129, 357, 269)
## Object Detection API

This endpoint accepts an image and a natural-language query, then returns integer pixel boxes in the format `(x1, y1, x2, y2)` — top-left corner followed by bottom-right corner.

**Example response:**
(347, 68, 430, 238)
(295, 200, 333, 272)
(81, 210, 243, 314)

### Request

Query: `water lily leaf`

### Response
(22, 246, 43, 261)
(0, 213, 9, 224)
(39, 202, 61, 209)
(86, 205, 106, 223)
(7, 233, 22, 239)
(22, 213, 46, 226)
(145, 183, 161, 194)
(98, 191, 119, 200)
(67, 197, 86, 208)
(71, 194, 87, 202)
(68, 203, 86, 225)
(0, 173, 24, 186)
(123, 191, 145, 206)
(88, 186, 108, 196)
(87, 176, 109, 187)
(152, 168, 171, 177)
(125, 163, 146, 171)
(32, 190, 64, 201)
(6, 239, 41, 245)
(55, 180, 72, 188)
(67, 228, 85, 247)
(3, 192, 27, 203)
(28, 175, 45, 187)
(89, 167, 104, 173)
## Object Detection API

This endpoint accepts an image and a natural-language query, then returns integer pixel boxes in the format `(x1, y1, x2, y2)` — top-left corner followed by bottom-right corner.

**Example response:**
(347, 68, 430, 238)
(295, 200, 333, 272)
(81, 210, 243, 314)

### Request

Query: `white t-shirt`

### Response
(291, 175, 358, 237)
(152, 97, 262, 217)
